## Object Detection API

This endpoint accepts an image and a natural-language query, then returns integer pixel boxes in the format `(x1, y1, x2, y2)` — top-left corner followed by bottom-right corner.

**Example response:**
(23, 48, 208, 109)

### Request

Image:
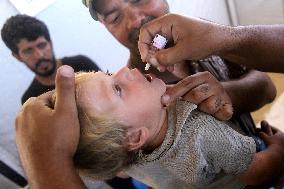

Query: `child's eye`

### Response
(114, 84, 122, 97)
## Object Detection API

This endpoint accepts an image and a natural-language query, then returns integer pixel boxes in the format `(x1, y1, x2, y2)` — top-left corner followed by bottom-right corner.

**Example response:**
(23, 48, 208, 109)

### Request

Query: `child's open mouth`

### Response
(145, 74, 155, 82)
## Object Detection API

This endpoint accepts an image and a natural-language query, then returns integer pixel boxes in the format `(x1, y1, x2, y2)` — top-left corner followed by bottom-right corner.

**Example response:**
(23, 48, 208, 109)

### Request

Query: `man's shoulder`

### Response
(21, 79, 51, 104)
(61, 55, 90, 65)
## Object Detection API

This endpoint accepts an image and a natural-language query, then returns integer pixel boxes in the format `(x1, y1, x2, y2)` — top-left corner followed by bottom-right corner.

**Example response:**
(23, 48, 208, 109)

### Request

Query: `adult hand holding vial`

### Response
(139, 13, 284, 73)
(139, 13, 221, 72)
(144, 34, 168, 71)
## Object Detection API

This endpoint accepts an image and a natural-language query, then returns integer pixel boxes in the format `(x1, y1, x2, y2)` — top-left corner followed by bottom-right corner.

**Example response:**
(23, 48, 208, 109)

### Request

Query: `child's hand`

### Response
(258, 121, 284, 152)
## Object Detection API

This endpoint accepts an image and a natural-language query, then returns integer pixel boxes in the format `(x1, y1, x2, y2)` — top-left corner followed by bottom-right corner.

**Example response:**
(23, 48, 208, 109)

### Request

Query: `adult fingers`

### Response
(139, 16, 172, 62)
(197, 95, 221, 115)
(260, 120, 273, 136)
(166, 65, 174, 73)
(162, 74, 206, 106)
(183, 83, 215, 105)
(153, 42, 189, 66)
(213, 103, 233, 121)
(162, 72, 213, 106)
(54, 65, 77, 115)
(261, 120, 280, 135)
(36, 91, 55, 108)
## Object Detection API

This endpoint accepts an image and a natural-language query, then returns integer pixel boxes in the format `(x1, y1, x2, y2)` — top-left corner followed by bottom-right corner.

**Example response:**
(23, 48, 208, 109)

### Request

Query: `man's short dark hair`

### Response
(1, 14, 51, 54)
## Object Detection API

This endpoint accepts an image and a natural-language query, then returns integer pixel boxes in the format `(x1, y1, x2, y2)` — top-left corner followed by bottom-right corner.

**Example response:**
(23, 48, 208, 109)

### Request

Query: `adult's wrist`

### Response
(216, 25, 241, 59)
(26, 156, 81, 188)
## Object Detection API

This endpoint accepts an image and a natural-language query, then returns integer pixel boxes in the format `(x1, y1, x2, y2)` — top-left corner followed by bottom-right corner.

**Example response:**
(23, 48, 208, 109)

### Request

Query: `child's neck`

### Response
(143, 111, 168, 153)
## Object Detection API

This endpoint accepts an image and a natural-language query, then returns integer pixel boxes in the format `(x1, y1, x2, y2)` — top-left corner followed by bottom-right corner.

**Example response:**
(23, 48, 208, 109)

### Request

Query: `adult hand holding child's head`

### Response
(15, 65, 85, 188)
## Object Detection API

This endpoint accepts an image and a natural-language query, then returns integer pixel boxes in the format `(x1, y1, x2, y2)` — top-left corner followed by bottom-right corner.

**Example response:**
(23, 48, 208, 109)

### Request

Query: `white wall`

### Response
(169, 0, 231, 25)
(0, 0, 230, 187)
(228, 0, 284, 25)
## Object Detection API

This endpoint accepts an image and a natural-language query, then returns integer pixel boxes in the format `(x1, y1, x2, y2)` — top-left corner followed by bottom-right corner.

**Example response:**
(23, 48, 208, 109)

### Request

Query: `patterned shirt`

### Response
(127, 100, 256, 189)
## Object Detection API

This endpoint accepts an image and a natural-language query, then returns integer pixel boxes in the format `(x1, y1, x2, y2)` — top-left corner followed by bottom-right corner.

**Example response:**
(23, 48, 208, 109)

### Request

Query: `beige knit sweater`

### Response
(126, 100, 256, 189)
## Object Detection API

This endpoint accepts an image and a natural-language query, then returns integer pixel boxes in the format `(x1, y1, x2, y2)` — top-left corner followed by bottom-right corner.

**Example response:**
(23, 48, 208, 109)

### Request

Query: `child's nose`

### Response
(116, 67, 135, 81)
(126, 71, 135, 81)
(124, 68, 136, 81)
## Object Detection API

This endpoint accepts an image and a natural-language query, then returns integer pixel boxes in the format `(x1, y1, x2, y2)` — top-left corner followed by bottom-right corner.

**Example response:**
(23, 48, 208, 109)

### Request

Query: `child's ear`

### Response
(126, 127, 149, 151)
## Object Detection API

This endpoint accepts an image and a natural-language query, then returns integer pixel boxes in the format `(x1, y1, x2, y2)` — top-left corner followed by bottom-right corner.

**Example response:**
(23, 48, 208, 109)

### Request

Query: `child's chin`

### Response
(152, 78, 166, 93)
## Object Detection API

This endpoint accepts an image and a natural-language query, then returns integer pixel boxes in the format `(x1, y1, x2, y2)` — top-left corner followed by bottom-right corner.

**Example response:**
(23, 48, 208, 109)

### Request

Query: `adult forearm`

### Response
(220, 25, 284, 73)
(27, 159, 86, 189)
(238, 144, 284, 185)
(222, 70, 276, 114)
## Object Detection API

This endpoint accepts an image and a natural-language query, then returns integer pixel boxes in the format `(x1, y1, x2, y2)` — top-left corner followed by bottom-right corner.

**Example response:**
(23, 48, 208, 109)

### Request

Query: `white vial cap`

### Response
(145, 63, 151, 71)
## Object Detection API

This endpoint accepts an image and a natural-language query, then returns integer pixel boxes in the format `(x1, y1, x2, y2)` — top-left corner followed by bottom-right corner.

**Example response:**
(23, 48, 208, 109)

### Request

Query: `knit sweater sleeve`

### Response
(189, 110, 256, 176)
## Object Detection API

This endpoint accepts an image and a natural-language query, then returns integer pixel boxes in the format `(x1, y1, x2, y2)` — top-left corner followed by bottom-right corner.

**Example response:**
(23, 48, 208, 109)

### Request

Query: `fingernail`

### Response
(59, 66, 73, 77)
(162, 94, 170, 103)
(149, 57, 159, 67)
(158, 66, 166, 72)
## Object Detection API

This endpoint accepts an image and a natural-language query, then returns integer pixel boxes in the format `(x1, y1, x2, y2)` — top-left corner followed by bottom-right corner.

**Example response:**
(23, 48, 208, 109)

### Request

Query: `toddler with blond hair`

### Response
(67, 67, 284, 189)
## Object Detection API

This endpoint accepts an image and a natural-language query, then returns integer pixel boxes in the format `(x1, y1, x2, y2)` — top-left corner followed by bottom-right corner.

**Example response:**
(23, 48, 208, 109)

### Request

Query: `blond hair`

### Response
(72, 72, 139, 180)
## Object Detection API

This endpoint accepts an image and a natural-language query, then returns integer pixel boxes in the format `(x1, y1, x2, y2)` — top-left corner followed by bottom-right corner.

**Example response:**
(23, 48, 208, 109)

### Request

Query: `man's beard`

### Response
(32, 56, 57, 77)
(128, 16, 157, 55)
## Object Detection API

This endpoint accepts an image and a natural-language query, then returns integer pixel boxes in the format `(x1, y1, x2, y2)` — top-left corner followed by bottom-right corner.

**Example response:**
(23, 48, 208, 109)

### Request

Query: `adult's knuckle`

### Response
(200, 84, 210, 94)
(199, 101, 216, 114)
(206, 103, 218, 114)
(213, 111, 224, 121)
(202, 71, 212, 79)
(166, 86, 178, 97)
(159, 53, 169, 64)
(23, 97, 36, 108)
(222, 105, 234, 120)
(191, 89, 201, 100)
(179, 76, 191, 87)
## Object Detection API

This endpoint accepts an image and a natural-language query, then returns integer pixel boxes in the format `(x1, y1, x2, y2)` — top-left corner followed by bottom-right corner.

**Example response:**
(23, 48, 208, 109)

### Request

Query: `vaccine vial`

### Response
(152, 34, 168, 50)
(145, 34, 168, 71)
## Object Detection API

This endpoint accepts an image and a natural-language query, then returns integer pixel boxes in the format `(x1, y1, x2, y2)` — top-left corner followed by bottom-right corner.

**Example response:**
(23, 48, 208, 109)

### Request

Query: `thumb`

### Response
(161, 94, 173, 107)
(155, 42, 188, 66)
(54, 65, 77, 114)
(161, 85, 182, 106)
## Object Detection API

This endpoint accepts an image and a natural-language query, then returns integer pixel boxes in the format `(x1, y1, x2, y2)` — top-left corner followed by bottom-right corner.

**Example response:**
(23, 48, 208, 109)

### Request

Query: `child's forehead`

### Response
(77, 72, 105, 93)
(76, 71, 105, 84)
(76, 72, 113, 108)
